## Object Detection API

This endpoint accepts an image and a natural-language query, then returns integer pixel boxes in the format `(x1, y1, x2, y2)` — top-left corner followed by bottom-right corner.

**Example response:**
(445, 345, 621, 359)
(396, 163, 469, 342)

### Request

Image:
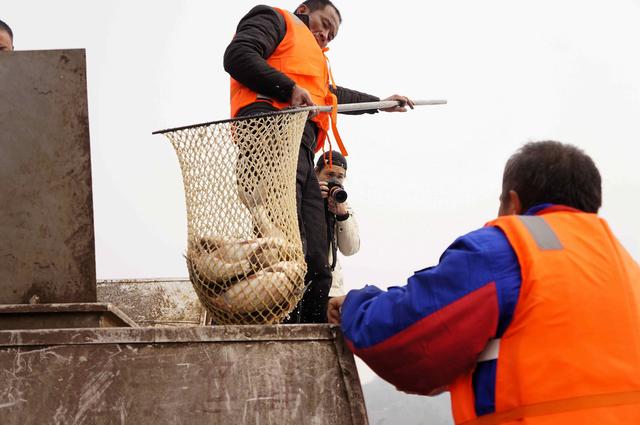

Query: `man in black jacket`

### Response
(224, 1, 412, 323)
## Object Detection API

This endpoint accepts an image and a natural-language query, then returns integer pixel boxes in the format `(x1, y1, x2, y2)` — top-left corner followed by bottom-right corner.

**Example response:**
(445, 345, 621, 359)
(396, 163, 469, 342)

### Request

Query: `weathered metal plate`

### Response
(0, 303, 137, 330)
(0, 325, 368, 424)
(97, 278, 207, 327)
(0, 49, 96, 304)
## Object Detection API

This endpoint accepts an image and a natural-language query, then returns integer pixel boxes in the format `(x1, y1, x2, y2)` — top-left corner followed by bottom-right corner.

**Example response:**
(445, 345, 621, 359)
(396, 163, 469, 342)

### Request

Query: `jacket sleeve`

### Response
(224, 5, 296, 103)
(331, 86, 380, 115)
(340, 227, 521, 395)
(336, 207, 360, 256)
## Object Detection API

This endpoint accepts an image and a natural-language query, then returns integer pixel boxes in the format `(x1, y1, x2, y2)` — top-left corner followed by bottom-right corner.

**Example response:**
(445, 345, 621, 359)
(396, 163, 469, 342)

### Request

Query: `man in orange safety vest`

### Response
(225, 0, 413, 323)
(329, 140, 640, 424)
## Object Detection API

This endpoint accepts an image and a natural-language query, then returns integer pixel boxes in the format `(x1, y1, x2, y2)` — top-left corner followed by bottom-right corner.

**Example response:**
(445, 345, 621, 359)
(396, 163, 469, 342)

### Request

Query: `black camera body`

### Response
(327, 178, 348, 203)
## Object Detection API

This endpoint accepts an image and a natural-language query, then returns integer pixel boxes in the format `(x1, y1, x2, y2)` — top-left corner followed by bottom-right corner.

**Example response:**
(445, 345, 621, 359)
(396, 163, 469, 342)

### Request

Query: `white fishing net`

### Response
(162, 110, 308, 324)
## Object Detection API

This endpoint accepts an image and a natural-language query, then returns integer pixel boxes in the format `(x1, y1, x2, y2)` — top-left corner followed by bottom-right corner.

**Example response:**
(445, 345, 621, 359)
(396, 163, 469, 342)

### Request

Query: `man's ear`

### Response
(498, 189, 523, 216)
(508, 190, 523, 215)
(295, 4, 310, 14)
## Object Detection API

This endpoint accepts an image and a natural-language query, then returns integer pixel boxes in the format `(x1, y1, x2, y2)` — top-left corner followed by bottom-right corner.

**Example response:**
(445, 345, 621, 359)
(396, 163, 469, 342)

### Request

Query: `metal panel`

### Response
(0, 49, 96, 304)
(0, 325, 369, 424)
(97, 278, 208, 327)
(0, 303, 137, 330)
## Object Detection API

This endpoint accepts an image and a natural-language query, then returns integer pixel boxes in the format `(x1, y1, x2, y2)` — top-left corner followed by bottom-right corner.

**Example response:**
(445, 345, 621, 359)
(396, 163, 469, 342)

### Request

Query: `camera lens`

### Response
(330, 187, 348, 203)
(326, 179, 348, 203)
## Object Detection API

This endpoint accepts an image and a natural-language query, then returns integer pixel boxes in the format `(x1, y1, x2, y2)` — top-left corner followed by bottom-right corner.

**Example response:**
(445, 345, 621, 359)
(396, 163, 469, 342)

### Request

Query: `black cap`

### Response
(316, 150, 347, 170)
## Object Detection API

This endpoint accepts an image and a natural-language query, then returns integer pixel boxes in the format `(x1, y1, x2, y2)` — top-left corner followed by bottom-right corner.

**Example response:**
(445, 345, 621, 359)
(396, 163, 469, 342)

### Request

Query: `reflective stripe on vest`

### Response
(517, 216, 563, 251)
(229, 7, 337, 152)
(450, 211, 640, 424)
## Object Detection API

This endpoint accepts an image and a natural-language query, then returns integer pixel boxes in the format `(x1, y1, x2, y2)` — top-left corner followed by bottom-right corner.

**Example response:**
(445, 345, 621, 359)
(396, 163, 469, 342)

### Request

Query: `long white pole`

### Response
(153, 100, 446, 134)
(292, 99, 447, 114)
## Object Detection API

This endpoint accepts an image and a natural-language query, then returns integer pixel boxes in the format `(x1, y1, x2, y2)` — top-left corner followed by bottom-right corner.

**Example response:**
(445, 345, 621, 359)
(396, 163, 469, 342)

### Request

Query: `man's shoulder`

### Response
(236, 5, 286, 33)
(242, 4, 283, 20)
(451, 225, 512, 255)
(432, 225, 518, 285)
(247, 4, 277, 14)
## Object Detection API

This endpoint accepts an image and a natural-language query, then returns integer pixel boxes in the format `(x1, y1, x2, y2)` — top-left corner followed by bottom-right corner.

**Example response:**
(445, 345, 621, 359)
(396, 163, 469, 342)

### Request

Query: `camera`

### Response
(327, 178, 348, 203)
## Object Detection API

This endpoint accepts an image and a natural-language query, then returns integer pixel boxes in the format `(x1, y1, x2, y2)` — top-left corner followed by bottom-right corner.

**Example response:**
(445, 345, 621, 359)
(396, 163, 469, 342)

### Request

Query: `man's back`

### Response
(450, 208, 640, 424)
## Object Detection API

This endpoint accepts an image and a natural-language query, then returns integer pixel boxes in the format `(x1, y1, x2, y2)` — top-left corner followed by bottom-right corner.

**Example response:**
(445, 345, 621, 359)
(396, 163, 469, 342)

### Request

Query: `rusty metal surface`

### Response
(0, 324, 337, 345)
(97, 278, 207, 327)
(0, 325, 368, 424)
(0, 49, 96, 304)
(0, 303, 137, 330)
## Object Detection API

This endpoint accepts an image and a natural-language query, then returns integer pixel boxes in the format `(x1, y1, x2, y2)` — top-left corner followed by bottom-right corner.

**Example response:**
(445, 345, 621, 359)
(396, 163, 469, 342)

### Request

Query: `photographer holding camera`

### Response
(315, 151, 360, 298)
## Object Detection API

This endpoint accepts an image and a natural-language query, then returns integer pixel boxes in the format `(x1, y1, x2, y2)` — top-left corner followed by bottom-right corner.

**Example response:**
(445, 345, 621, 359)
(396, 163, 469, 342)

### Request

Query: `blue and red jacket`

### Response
(341, 204, 566, 416)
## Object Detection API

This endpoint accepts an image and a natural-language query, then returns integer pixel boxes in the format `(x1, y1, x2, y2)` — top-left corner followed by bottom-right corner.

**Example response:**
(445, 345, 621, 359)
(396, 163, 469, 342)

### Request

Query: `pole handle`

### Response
(293, 99, 447, 114)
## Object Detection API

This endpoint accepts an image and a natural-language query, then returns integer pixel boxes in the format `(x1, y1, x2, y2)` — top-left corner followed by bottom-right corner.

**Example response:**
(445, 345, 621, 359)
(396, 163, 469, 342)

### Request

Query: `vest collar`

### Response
(525, 204, 583, 216)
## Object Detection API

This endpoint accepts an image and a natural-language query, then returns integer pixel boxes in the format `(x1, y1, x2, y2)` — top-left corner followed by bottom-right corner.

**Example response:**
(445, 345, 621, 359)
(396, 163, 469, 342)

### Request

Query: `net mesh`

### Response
(163, 110, 308, 324)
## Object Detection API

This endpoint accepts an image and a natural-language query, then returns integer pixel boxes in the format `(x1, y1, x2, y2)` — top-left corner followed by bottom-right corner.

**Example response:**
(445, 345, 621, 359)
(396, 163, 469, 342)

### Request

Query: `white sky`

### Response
(5, 0, 640, 409)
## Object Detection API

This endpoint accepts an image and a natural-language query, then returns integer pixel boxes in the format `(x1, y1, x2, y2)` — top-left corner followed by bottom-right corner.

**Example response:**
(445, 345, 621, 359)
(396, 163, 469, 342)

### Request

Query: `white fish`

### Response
(212, 261, 306, 313)
(188, 237, 299, 284)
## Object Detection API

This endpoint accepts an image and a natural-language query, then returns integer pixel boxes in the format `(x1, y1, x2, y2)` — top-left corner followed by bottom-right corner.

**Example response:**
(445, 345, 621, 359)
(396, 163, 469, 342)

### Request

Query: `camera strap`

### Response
(325, 207, 338, 271)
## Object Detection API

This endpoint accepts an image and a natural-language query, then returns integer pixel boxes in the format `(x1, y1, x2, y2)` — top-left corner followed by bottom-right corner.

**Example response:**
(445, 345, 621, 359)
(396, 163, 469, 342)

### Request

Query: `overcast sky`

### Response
(4, 1, 640, 417)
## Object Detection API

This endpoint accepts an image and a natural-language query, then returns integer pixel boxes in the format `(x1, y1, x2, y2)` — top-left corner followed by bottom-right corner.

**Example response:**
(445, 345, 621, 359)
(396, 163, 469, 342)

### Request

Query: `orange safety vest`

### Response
(230, 7, 342, 153)
(450, 211, 640, 424)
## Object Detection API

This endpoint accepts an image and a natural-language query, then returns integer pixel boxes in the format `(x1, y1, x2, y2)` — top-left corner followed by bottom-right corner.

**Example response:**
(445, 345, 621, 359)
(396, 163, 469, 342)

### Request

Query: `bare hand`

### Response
(327, 296, 346, 325)
(319, 180, 329, 199)
(290, 84, 318, 118)
(328, 198, 348, 216)
(319, 181, 349, 215)
(380, 94, 415, 112)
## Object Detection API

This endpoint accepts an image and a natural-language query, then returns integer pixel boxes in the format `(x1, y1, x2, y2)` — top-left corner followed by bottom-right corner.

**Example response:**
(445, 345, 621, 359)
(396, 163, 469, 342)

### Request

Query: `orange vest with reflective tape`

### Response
(230, 7, 336, 152)
(450, 211, 640, 424)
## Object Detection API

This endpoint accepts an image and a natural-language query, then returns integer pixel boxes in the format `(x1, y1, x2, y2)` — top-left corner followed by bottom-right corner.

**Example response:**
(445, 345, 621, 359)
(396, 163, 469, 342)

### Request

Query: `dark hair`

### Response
(301, 0, 342, 22)
(501, 140, 602, 213)
(0, 19, 13, 40)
